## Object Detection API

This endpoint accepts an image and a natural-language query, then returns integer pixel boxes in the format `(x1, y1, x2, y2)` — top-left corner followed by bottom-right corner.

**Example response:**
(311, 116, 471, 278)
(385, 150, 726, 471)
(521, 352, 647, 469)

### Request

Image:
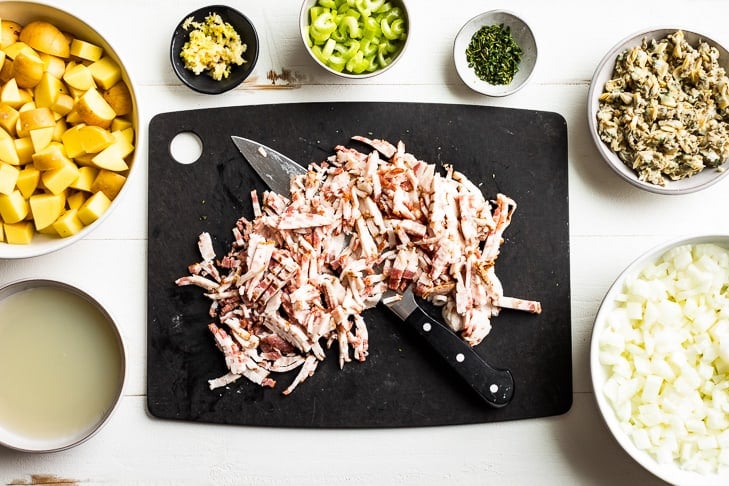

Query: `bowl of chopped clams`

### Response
(588, 28, 729, 195)
(0, 2, 138, 258)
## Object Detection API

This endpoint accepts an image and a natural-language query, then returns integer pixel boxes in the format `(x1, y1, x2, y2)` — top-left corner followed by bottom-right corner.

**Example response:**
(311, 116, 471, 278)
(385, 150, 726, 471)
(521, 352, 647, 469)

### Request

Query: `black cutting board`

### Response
(147, 102, 571, 427)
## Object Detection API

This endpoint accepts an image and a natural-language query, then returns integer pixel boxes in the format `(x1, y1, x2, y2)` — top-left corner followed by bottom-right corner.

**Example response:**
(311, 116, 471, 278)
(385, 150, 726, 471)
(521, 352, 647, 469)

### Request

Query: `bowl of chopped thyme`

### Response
(170, 5, 259, 94)
(453, 10, 537, 96)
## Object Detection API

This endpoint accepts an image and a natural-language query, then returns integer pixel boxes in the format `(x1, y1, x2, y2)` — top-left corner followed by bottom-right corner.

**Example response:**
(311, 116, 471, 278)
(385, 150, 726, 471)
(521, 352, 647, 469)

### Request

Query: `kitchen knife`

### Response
(231, 136, 309, 196)
(231, 135, 514, 408)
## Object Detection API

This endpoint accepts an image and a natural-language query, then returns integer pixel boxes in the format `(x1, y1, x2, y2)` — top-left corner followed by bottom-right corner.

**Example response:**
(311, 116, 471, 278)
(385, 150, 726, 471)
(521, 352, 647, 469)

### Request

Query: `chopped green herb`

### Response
(465, 23, 522, 85)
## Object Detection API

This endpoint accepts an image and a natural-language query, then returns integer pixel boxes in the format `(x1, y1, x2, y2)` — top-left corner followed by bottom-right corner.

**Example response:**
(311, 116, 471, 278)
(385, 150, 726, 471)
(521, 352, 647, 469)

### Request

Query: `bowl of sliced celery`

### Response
(299, 0, 409, 78)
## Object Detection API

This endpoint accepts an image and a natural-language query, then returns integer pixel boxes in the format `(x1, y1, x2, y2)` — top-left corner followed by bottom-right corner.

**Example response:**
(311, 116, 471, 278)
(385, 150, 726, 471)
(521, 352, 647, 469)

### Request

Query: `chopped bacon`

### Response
(177, 137, 541, 395)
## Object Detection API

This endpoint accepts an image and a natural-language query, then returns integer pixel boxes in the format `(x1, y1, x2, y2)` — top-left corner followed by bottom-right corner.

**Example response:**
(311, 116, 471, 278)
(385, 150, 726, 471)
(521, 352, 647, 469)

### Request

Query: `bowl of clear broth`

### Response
(0, 279, 125, 452)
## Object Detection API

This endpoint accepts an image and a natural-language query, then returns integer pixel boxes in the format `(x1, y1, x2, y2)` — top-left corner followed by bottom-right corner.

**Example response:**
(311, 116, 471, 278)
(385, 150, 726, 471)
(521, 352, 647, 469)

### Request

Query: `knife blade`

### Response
(231, 136, 514, 408)
(231, 136, 308, 194)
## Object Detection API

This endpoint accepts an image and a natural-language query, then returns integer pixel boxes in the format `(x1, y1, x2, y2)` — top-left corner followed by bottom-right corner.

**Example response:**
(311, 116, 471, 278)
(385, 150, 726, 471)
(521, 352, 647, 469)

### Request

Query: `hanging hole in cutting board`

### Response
(170, 131, 203, 165)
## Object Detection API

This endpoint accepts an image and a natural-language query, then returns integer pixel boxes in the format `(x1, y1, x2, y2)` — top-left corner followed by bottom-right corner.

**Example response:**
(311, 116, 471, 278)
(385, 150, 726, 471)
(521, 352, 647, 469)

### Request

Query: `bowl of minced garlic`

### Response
(170, 5, 259, 94)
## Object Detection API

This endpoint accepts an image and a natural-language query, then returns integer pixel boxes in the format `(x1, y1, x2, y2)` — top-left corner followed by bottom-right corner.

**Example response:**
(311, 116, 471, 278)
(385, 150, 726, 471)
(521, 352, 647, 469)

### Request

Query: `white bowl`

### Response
(587, 28, 729, 195)
(591, 234, 729, 485)
(0, 2, 139, 258)
(453, 10, 537, 96)
(299, 0, 409, 79)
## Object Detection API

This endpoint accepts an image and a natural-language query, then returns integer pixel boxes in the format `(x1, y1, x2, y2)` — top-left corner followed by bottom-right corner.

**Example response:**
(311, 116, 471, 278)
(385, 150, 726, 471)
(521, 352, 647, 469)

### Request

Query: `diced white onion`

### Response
(598, 243, 729, 474)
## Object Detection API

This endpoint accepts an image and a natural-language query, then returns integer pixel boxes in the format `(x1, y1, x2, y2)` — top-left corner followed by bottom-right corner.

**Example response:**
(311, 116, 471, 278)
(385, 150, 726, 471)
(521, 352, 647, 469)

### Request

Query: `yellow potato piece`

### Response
(32, 142, 70, 170)
(77, 190, 110, 225)
(0, 221, 3, 241)
(29, 125, 54, 151)
(18, 21, 70, 58)
(101, 81, 132, 116)
(19, 106, 54, 132)
(88, 57, 121, 90)
(0, 189, 28, 223)
(14, 136, 34, 164)
(69, 165, 97, 192)
(0, 103, 19, 134)
(69, 38, 102, 62)
(1, 21, 22, 49)
(29, 192, 63, 230)
(4, 42, 39, 61)
(16, 165, 39, 198)
(110, 117, 132, 132)
(4, 220, 33, 244)
(76, 87, 115, 128)
(91, 135, 131, 171)
(63, 62, 94, 91)
(13, 51, 44, 89)
(0, 137, 19, 164)
(52, 208, 83, 237)
(91, 169, 125, 200)
(34, 71, 67, 108)
(38, 53, 66, 78)
(79, 125, 114, 153)
(51, 93, 74, 117)
(0, 78, 24, 108)
(0, 161, 19, 194)
(66, 190, 87, 210)
(41, 157, 79, 194)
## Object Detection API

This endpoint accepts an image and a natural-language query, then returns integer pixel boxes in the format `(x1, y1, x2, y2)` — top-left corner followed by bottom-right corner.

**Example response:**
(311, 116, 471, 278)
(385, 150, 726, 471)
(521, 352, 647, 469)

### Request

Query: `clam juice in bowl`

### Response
(0, 280, 125, 452)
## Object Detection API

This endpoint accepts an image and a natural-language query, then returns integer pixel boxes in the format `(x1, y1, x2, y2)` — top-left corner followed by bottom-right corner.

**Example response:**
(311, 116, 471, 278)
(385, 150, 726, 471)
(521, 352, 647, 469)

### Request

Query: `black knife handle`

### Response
(404, 307, 514, 408)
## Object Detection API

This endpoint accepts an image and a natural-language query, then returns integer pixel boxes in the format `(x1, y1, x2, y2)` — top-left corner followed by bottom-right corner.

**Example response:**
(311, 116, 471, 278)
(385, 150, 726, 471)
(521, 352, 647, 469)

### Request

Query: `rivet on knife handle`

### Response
(404, 306, 514, 408)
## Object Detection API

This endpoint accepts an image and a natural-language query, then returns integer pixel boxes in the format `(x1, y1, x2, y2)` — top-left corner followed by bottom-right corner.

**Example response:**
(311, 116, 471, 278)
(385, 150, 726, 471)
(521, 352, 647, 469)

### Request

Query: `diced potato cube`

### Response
(0, 78, 24, 108)
(88, 56, 121, 90)
(0, 189, 28, 223)
(33, 71, 67, 108)
(110, 117, 132, 132)
(79, 125, 114, 153)
(76, 87, 115, 128)
(101, 81, 132, 116)
(38, 53, 66, 79)
(91, 169, 125, 200)
(77, 190, 110, 225)
(29, 125, 54, 151)
(41, 157, 79, 194)
(4, 42, 39, 61)
(0, 103, 19, 134)
(32, 142, 70, 170)
(29, 192, 64, 230)
(19, 106, 54, 132)
(13, 51, 43, 88)
(63, 62, 94, 90)
(0, 137, 19, 164)
(52, 118, 66, 140)
(66, 190, 87, 209)
(14, 136, 33, 164)
(52, 208, 83, 237)
(51, 93, 74, 117)
(4, 220, 33, 244)
(69, 39, 103, 62)
(16, 165, 39, 198)
(91, 134, 132, 171)
(69, 165, 97, 192)
(61, 123, 85, 158)
(0, 161, 19, 194)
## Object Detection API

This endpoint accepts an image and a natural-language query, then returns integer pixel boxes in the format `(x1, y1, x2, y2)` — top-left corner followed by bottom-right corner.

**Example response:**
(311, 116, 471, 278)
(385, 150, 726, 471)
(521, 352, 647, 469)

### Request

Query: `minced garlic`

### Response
(180, 13, 247, 81)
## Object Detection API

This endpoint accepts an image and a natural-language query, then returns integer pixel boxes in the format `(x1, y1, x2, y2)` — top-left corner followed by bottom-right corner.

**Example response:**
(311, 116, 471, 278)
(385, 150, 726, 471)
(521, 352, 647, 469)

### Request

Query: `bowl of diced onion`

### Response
(299, 0, 409, 78)
(591, 234, 729, 485)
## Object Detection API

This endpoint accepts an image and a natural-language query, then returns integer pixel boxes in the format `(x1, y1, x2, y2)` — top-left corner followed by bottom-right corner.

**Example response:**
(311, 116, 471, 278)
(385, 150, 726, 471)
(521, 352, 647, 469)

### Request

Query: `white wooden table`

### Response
(2, 0, 727, 484)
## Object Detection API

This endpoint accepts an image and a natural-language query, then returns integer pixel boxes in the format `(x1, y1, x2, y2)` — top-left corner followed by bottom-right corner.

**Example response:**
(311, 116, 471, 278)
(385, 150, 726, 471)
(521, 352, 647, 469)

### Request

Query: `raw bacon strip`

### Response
(177, 137, 541, 396)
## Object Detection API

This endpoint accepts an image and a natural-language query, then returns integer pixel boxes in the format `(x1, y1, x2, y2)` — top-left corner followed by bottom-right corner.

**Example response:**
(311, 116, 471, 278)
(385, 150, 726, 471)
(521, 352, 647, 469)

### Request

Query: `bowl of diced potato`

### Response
(0, 2, 138, 258)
